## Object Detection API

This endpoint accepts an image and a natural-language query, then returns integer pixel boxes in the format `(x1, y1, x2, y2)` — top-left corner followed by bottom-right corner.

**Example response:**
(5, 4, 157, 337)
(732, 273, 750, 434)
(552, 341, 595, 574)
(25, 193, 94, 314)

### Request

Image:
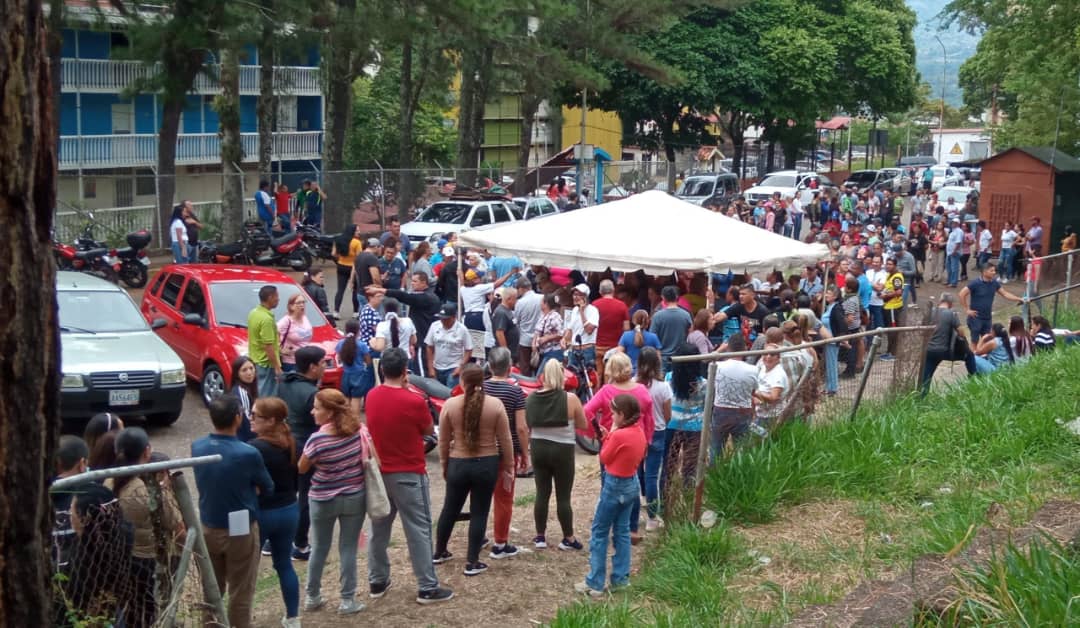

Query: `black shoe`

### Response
(480, 537, 491, 550)
(416, 587, 455, 605)
(261, 540, 272, 556)
(432, 550, 453, 565)
(291, 545, 311, 561)
(463, 561, 488, 576)
(558, 538, 584, 551)
(489, 543, 520, 560)
(369, 579, 392, 599)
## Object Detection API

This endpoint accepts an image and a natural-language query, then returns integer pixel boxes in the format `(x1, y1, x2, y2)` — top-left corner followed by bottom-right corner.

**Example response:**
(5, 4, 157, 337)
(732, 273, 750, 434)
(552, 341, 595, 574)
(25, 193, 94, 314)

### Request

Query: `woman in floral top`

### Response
(534, 293, 565, 370)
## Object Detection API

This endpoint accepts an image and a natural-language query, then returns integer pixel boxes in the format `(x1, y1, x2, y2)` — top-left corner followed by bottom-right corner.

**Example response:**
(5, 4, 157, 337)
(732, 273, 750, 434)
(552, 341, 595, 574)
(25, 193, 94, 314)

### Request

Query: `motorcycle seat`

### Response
(74, 248, 108, 260)
(270, 232, 300, 248)
(217, 242, 244, 256)
(408, 374, 452, 400)
(512, 373, 539, 385)
(114, 246, 134, 256)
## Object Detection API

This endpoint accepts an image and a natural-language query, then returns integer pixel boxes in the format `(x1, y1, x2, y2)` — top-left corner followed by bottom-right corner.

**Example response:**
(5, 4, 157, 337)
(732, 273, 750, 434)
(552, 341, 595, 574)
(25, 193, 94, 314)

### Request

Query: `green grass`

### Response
(514, 492, 537, 507)
(552, 347, 1080, 626)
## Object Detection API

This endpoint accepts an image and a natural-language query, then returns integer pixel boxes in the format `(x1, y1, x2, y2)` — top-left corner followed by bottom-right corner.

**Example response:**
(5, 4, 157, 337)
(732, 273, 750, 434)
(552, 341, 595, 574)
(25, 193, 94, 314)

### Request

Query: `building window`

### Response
(83, 178, 96, 199)
(112, 102, 134, 134)
(109, 32, 130, 58)
(135, 169, 156, 196)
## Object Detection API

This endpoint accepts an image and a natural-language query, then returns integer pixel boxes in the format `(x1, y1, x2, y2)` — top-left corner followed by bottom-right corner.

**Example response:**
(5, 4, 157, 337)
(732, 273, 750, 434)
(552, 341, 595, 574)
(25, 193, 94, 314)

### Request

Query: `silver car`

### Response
(58, 271, 186, 427)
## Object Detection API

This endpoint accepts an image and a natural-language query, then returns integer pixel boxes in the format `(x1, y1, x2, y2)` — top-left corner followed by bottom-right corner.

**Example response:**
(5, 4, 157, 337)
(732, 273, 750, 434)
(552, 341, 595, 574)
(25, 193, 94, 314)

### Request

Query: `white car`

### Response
(929, 165, 963, 191)
(743, 170, 839, 205)
(511, 197, 560, 220)
(400, 199, 518, 244)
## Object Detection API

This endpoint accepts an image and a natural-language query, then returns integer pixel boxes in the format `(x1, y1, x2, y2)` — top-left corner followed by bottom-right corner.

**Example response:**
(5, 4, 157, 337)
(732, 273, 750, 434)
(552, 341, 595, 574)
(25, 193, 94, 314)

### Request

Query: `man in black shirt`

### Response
(368, 272, 441, 375)
(713, 285, 772, 341)
(437, 248, 458, 303)
(492, 287, 520, 350)
(352, 238, 383, 311)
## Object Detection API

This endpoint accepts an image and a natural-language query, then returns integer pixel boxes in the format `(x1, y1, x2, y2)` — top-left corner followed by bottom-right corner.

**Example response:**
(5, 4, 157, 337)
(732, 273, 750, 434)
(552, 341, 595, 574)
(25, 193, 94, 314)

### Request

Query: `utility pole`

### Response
(935, 35, 947, 164)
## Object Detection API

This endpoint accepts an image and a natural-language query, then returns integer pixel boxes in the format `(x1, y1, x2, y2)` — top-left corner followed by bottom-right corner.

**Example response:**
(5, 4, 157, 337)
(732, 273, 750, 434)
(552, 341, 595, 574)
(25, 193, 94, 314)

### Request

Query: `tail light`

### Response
(564, 372, 580, 390)
(109, 249, 118, 256)
(137, 250, 147, 258)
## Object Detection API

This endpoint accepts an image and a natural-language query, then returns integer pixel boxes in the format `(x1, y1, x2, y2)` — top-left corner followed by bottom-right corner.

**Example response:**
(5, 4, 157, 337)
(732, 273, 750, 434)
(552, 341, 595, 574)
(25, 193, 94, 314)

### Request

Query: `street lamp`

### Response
(934, 35, 947, 164)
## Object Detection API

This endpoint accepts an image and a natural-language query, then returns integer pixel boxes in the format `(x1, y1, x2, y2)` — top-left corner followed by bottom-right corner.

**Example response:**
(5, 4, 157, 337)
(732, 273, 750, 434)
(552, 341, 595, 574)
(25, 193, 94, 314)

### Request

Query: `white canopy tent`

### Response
(458, 190, 828, 275)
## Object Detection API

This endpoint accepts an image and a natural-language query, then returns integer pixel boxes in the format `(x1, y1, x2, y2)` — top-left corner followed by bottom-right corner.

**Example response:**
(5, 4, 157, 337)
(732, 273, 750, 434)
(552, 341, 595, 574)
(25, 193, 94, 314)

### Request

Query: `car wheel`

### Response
(201, 364, 227, 407)
(147, 411, 182, 426)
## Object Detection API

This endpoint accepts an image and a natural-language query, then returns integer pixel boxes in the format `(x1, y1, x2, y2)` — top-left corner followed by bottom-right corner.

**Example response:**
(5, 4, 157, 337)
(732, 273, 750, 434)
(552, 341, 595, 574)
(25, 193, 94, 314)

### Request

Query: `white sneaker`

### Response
(645, 517, 664, 532)
(574, 581, 605, 598)
(281, 617, 301, 628)
(303, 594, 324, 612)
(338, 598, 366, 615)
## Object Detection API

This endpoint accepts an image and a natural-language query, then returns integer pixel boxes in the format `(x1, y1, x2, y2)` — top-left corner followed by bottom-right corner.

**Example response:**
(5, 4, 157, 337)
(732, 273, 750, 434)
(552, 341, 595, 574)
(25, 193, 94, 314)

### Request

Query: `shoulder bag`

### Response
(359, 426, 391, 519)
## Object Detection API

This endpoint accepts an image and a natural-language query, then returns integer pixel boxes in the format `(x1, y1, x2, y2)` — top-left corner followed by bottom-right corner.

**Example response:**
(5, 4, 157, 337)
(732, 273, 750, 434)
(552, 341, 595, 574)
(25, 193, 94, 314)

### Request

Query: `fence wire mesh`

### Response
(51, 468, 222, 628)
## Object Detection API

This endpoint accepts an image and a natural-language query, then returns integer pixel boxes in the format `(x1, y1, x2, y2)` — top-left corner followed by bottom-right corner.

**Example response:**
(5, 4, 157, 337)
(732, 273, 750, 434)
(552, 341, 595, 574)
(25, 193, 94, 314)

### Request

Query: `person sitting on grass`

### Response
(972, 322, 1015, 374)
(575, 393, 647, 598)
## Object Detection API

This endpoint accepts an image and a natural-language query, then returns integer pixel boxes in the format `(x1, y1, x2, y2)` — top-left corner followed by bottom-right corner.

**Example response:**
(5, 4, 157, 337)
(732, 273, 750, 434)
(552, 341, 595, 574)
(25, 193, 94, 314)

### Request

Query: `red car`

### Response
(140, 264, 343, 405)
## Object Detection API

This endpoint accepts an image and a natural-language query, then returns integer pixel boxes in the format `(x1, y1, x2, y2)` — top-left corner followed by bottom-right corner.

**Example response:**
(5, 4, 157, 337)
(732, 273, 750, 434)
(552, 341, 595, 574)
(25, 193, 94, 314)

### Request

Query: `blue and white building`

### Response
(57, 5, 324, 217)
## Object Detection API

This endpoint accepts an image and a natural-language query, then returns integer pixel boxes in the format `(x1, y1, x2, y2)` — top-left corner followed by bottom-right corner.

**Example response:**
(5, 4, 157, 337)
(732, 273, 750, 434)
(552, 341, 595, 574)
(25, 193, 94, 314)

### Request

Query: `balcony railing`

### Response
(60, 59, 321, 95)
(59, 131, 323, 169)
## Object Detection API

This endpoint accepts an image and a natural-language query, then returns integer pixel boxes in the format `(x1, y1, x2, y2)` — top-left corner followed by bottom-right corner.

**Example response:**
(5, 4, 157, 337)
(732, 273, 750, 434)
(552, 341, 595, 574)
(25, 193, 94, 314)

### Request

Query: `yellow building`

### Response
(560, 107, 623, 160)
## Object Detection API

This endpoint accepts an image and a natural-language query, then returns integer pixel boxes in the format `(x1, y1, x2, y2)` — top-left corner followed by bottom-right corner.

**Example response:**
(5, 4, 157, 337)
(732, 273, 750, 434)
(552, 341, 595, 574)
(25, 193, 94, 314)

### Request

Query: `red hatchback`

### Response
(141, 264, 343, 405)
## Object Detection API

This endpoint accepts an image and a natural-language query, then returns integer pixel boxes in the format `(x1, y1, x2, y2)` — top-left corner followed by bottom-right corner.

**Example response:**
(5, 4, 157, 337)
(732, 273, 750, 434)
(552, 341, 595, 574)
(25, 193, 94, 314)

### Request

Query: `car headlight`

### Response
(61, 373, 85, 389)
(160, 368, 186, 385)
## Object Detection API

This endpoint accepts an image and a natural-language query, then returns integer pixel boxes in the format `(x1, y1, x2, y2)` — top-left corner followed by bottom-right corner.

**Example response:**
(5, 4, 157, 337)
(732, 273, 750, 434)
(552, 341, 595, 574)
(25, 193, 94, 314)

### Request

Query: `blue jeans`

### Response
(869, 305, 884, 330)
(998, 248, 1016, 280)
(946, 253, 961, 286)
(792, 214, 803, 240)
(539, 349, 564, 370)
(187, 243, 198, 263)
(783, 224, 793, 238)
(824, 343, 839, 393)
(567, 347, 596, 373)
(973, 355, 998, 374)
(586, 474, 638, 591)
(636, 430, 667, 519)
(255, 364, 278, 397)
(976, 251, 991, 270)
(257, 501, 300, 618)
(171, 241, 187, 264)
(435, 367, 460, 388)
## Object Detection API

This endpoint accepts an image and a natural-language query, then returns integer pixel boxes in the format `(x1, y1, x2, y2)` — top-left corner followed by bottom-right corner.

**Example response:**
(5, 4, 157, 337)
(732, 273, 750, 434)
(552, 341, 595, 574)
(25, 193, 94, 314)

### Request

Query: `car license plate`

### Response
(139, 257, 151, 266)
(109, 389, 140, 406)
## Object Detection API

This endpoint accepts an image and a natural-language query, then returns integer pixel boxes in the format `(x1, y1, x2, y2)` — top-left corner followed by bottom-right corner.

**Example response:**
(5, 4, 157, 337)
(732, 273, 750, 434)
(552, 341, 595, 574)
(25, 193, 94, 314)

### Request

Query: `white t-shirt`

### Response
(867, 269, 888, 307)
(1001, 229, 1018, 249)
(460, 283, 494, 314)
(756, 363, 789, 419)
(375, 316, 417, 358)
(645, 379, 674, 432)
(564, 304, 600, 345)
(713, 360, 758, 409)
(424, 321, 474, 371)
(978, 229, 993, 253)
(170, 218, 188, 245)
(515, 291, 543, 346)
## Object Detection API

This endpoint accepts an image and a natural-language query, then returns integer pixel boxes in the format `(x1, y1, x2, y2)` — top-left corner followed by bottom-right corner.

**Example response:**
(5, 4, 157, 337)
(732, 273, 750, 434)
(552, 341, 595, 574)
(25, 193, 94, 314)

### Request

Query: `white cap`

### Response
(573, 283, 590, 295)
(441, 245, 454, 257)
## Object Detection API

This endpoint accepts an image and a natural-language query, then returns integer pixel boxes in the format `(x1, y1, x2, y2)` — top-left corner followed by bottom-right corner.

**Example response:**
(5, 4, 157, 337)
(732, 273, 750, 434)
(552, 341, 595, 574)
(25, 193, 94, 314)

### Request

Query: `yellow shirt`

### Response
(337, 237, 362, 267)
(883, 272, 905, 310)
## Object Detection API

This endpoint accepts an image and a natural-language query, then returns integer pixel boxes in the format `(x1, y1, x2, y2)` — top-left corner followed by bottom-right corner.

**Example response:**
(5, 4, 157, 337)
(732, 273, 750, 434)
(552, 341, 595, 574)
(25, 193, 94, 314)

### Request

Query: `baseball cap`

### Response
(573, 283, 590, 296)
(366, 237, 381, 248)
(464, 269, 479, 281)
(441, 245, 454, 257)
(866, 224, 877, 233)
(890, 242, 904, 252)
(437, 238, 448, 249)
(434, 303, 458, 319)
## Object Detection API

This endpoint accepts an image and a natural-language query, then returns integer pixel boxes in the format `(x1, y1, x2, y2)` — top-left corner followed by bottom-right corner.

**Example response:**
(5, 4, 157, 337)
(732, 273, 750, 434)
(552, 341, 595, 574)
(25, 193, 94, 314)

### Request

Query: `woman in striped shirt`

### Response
(298, 389, 368, 615)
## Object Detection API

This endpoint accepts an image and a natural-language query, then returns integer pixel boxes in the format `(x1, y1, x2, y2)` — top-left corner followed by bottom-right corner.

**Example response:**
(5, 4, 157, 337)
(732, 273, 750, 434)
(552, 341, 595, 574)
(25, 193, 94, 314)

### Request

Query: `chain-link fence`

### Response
(51, 456, 226, 628)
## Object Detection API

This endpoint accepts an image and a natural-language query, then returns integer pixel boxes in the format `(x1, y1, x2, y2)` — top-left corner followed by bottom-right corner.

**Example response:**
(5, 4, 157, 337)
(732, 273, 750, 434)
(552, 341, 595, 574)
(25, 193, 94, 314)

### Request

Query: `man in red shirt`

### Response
(363, 348, 453, 604)
(593, 279, 630, 386)
(273, 182, 292, 232)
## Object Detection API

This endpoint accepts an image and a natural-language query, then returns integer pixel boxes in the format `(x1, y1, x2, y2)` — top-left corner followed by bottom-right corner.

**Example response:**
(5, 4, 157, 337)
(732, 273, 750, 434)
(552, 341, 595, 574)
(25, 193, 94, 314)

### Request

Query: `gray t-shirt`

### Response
(492, 304, 519, 350)
(650, 306, 693, 359)
(514, 291, 543, 346)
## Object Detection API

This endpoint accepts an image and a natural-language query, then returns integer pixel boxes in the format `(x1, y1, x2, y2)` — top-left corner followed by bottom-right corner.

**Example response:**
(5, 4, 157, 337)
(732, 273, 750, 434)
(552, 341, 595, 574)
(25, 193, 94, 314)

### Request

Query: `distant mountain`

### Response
(908, 0, 980, 108)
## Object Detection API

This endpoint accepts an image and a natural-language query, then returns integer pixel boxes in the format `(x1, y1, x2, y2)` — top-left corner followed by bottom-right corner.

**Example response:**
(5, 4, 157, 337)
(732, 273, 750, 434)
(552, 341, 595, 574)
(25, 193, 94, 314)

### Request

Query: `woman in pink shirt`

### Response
(582, 352, 653, 543)
(277, 293, 313, 372)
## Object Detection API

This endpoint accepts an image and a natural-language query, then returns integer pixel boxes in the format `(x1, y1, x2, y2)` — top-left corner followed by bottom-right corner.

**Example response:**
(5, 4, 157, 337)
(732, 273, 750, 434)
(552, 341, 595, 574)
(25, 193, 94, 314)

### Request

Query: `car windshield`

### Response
(849, 171, 879, 183)
(415, 203, 472, 224)
(933, 168, 948, 176)
(677, 177, 716, 197)
(758, 174, 797, 188)
(210, 282, 330, 329)
(59, 290, 148, 333)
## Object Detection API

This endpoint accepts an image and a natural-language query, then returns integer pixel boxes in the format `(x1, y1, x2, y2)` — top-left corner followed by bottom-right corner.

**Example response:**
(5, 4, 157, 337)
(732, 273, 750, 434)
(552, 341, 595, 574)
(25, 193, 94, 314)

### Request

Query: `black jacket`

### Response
(437, 259, 458, 303)
(304, 282, 331, 317)
(278, 372, 319, 446)
(387, 287, 440, 345)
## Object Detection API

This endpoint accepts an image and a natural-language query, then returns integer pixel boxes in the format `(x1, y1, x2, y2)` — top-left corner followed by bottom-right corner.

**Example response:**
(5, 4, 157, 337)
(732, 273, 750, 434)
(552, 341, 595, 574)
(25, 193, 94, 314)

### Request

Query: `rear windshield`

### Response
(416, 203, 472, 224)
(677, 177, 716, 197)
(849, 171, 879, 183)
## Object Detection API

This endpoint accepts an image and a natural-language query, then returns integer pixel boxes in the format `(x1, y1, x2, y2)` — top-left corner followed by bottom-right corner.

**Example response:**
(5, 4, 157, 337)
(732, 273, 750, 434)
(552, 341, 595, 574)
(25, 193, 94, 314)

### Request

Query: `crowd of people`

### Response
(55, 174, 1080, 624)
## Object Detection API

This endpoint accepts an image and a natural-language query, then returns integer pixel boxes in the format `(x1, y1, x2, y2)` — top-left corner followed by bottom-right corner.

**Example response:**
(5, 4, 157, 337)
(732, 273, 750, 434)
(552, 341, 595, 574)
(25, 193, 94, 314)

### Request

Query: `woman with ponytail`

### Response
(1008, 315, 1033, 363)
(109, 428, 183, 627)
(371, 297, 418, 361)
(617, 309, 660, 373)
(337, 319, 372, 415)
(973, 322, 1015, 374)
(434, 364, 514, 576)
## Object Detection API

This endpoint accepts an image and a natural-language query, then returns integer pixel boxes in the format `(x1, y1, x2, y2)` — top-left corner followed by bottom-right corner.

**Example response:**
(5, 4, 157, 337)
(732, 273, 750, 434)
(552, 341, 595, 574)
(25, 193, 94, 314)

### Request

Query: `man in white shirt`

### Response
(787, 195, 804, 240)
(866, 255, 888, 331)
(975, 220, 994, 271)
(711, 334, 758, 458)
(946, 218, 964, 287)
(562, 283, 599, 373)
(754, 346, 789, 425)
(514, 280, 543, 374)
(424, 304, 473, 387)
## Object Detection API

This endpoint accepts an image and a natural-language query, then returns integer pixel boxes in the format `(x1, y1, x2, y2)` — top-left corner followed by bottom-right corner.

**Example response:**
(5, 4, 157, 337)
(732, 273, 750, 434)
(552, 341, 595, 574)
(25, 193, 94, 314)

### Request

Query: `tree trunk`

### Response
(517, 90, 541, 184)
(0, 0, 61, 624)
(454, 49, 478, 184)
(256, 18, 275, 184)
(218, 47, 244, 242)
(157, 101, 183, 243)
(321, 24, 355, 233)
(397, 38, 418, 222)
(664, 140, 677, 194)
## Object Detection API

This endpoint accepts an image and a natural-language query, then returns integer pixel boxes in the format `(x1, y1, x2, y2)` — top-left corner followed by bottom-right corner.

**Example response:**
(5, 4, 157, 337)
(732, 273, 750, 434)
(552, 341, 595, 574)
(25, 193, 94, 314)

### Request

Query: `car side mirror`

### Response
(151, 317, 168, 330)
(182, 313, 206, 326)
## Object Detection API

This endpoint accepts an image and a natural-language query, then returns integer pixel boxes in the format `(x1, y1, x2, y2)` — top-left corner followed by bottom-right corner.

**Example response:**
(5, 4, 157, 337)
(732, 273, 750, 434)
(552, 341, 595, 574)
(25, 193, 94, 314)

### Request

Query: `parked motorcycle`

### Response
(198, 222, 312, 271)
(70, 217, 152, 288)
(53, 238, 120, 283)
(296, 224, 337, 264)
